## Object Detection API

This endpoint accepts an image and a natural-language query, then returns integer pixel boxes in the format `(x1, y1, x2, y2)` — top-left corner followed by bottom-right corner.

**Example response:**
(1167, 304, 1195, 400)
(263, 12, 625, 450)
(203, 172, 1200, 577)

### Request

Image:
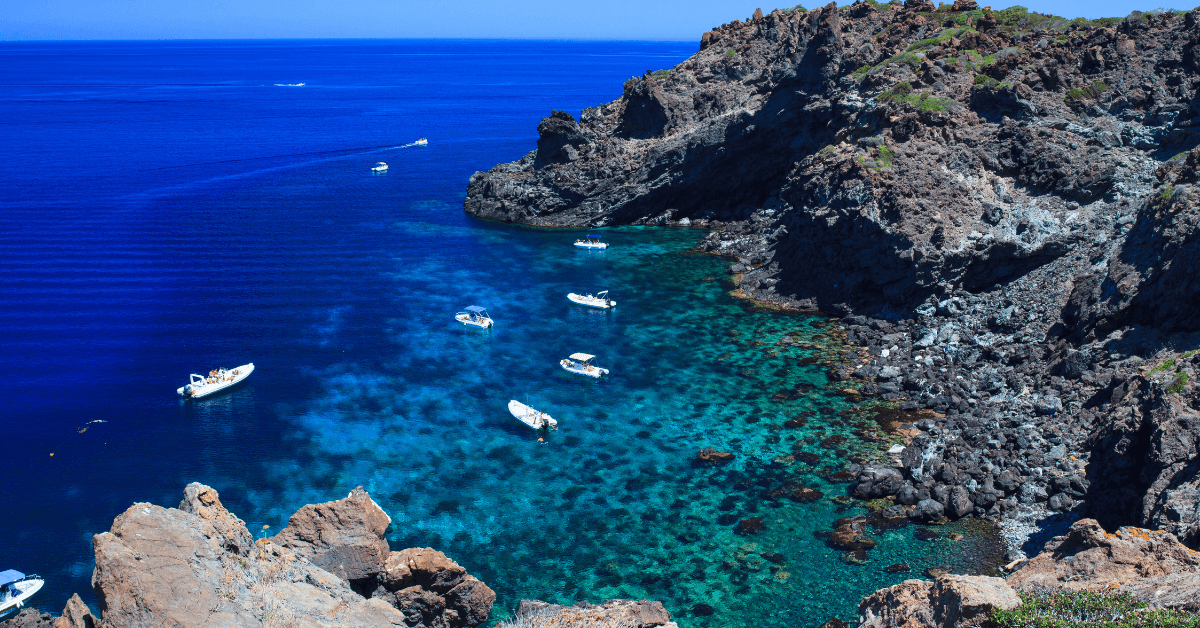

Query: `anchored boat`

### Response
(372, 161, 388, 172)
(455, 305, 494, 329)
(567, 290, 615, 309)
(508, 400, 557, 430)
(560, 352, 609, 378)
(177, 363, 254, 400)
(0, 571, 43, 615)
(573, 234, 608, 250)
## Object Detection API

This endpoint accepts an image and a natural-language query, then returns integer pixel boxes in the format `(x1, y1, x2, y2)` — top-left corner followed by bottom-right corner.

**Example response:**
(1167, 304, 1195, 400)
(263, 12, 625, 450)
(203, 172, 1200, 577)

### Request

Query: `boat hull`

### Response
(560, 360, 608, 378)
(508, 400, 557, 430)
(573, 242, 607, 249)
(567, 293, 615, 309)
(0, 578, 43, 614)
(177, 363, 254, 400)
(455, 314, 493, 328)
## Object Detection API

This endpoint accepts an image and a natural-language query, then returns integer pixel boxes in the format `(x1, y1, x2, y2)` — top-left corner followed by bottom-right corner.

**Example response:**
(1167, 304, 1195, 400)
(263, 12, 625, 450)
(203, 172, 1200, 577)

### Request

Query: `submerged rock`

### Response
(694, 446, 736, 465)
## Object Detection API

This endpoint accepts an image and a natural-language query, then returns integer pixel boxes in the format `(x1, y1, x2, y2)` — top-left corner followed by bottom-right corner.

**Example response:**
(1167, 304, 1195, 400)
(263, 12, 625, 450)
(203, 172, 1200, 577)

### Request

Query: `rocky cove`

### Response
(466, 0, 1200, 570)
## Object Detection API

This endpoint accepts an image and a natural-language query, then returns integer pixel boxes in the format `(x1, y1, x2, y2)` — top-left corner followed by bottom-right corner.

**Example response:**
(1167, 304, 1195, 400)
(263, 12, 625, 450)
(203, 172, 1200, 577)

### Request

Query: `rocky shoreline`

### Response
(1, 484, 678, 628)
(463, 0, 1200, 555)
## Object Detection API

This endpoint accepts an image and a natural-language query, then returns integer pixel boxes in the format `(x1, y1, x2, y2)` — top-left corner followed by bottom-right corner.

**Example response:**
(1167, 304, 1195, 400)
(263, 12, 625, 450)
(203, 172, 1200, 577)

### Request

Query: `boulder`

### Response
(52, 594, 98, 628)
(379, 547, 496, 627)
(859, 575, 1019, 628)
(952, 0, 978, 9)
(694, 447, 735, 464)
(270, 485, 392, 581)
(855, 465, 905, 499)
(830, 522, 877, 551)
(911, 499, 945, 522)
(506, 599, 675, 628)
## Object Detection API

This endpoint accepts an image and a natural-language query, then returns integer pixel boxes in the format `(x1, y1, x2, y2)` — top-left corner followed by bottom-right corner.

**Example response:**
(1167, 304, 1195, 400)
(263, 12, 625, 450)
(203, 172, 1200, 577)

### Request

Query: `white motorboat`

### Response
(567, 290, 615, 309)
(177, 363, 254, 400)
(508, 400, 557, 430)
(560, 353, 609, 378)
(573, 234, 608, 250)
(372, 162, 388, 172)
(0, 571, 43, 615)
(455, 305, 493, 329)
(415, 138, 428, 146)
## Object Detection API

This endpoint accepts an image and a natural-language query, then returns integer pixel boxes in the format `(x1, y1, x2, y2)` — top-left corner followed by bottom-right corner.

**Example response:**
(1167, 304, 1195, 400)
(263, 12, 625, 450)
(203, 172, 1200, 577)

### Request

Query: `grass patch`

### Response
(726, 48, 736, 58)
(906, 26, 976, 51)
(1065, 80, 1110, 102)
(650, 69, 672, 79)
(990, 590, 1200, 627)
(974, 74, 999, 87)
(1167, 372, 1189, 394)
(1149, 358, 1177, 375)
(878, 82, 950, 111)
(853, 65, 872, 79)
(1182, 349, 1198, 360)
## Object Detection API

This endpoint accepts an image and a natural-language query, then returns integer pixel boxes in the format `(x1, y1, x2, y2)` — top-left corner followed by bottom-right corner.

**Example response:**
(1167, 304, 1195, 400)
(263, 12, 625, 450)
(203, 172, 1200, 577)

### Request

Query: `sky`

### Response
(0, 0, 1177, 41)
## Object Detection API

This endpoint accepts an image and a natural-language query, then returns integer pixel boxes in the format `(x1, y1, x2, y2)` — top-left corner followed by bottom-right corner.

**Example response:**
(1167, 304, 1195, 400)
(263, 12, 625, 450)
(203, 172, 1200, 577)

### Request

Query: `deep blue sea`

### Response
(0, 40, 1000, 626)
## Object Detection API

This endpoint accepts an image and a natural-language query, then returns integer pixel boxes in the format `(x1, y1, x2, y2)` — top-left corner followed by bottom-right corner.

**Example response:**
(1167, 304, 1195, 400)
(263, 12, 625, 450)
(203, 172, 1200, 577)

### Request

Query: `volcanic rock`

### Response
(694, 447, 736, 464)
(504, 599, 676, 628)
(270, 485, 392, 582)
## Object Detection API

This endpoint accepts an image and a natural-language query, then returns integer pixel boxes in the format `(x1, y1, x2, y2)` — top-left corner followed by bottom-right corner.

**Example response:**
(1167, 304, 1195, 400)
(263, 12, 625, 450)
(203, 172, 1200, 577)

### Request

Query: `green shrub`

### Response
(1167, 372, 1189, 393)
(1065, 80, 1109, 102)
(877, 145, 895, 167)
(781, 3, 807, 13)
(853, 65, 872, 79)
(990, 590, 1200, 628)
(1150, 358, 1177, 375)
(887, 51, 923, 67)
(974, 74, 999, 87)
(878, 82, 949, 111)
(726, 48, 736, 57)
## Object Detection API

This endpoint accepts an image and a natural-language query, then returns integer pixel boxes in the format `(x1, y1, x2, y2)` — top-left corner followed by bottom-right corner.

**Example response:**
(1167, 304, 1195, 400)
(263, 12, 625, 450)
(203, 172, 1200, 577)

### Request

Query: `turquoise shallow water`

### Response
(0, 40, 1003, 626)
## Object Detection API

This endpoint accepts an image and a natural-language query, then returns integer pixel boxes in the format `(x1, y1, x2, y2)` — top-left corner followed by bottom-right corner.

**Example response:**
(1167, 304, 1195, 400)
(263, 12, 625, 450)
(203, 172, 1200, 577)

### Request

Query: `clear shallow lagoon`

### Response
(0, 40, 999, 626)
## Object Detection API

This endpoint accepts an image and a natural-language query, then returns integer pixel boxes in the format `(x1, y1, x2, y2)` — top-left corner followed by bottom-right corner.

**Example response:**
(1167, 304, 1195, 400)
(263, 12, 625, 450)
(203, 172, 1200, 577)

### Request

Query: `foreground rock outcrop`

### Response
(499, 599, 678, 628)
(8, 483, 494, 628)
(464, 0, 1200, 546)
(858, 518, 1200, 626)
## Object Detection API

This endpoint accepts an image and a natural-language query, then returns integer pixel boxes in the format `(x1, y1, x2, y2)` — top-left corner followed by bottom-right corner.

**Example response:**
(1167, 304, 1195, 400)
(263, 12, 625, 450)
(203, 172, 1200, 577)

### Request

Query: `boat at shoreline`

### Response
(455, 305, 493, 329)
(0, 571, 43, 615)
(573, 235, 607, 250)
(177, 363, 254, 400)
(372, 161, 388, 172)
(560, 352, 608, 378)
(508, 400, 557, 430)
(568, 290, 615, 309)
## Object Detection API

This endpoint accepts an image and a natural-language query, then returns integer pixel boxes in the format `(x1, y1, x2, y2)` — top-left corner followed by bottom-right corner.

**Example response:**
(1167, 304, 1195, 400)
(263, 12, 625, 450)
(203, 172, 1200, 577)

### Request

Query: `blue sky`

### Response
(1, 0, 1172, 40)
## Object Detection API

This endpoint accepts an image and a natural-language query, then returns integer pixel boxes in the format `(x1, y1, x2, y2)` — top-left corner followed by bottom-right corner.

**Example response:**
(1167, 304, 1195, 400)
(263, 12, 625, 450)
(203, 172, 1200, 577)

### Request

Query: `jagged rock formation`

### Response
(464, 0, 1200, 547)
(858, 518, 1200, 626)
(5, 483, 494, 628)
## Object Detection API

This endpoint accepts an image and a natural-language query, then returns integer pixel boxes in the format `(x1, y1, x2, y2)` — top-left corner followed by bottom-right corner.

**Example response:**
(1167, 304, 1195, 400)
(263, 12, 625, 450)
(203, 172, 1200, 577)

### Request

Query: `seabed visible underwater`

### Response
(0, 40, 1004, 627)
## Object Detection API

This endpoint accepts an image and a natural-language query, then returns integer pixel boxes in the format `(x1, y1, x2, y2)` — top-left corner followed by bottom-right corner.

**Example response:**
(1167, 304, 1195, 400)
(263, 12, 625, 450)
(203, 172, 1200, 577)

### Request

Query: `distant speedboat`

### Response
(574, 235, 607, 250)
(561, 353, 608, 378)
(372, 162, 388, 172)
(177, 363, 254, 400)
(414, 138, 428, 146)
(508, 400, 557, 430)
(568, 290, 615, 309)
(455, 305, 493, 329)
(0, 571, 43, 615)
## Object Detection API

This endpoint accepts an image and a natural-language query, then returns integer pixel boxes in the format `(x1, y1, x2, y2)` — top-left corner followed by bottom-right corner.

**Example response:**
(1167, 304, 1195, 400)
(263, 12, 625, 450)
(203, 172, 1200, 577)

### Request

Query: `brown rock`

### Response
(380, 547, 496, 626)
(270, 485, 392, 581)
(858, 575, 1019, 628)
(1008, 518, 1200, 611)
(0, 609, 54, 628)
(506, 599, 674, 628)
(734, 516, 766, 535)
(858, 579, 935, 628)
(694, 446, 735, 464)
(951, 0, 977, 9)
(830, 522, 877, 551)
(51, 594, 97, 628)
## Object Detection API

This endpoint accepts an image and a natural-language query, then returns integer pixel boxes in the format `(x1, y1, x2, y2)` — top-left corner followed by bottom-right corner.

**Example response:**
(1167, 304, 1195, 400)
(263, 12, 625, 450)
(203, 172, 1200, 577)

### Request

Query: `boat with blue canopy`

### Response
(573, 234, 608, 250)
(0, 570, 43, 615)
(455, 305, 494, 329)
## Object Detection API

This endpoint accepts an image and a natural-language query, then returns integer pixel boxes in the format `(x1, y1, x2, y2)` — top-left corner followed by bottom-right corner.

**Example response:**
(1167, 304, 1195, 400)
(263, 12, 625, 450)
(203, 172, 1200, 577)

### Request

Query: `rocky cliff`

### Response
(4, 483, 495, 628)
(464, 0, 1200, 549)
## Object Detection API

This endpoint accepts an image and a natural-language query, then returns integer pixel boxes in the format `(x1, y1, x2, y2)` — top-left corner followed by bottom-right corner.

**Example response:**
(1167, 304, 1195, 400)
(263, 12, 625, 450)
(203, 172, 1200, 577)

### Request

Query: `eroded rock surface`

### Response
(501, 599, 677, 628)
(17, 483, 495, 628)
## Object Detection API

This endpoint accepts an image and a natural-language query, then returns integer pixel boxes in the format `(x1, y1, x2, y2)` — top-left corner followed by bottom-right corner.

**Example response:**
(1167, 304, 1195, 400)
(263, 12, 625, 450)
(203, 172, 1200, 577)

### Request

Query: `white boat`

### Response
(0, 571, 43, 615)
(177, 363, 254, 400)
(508, 400, 557, 430)
(573, 234, 608, 250)
(560, 353, 609, 378)
(415, 138, 428, 146)
(455, 305, 493, 329)
(372, 162, 388, 172)
(568, 290, 615, 309)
